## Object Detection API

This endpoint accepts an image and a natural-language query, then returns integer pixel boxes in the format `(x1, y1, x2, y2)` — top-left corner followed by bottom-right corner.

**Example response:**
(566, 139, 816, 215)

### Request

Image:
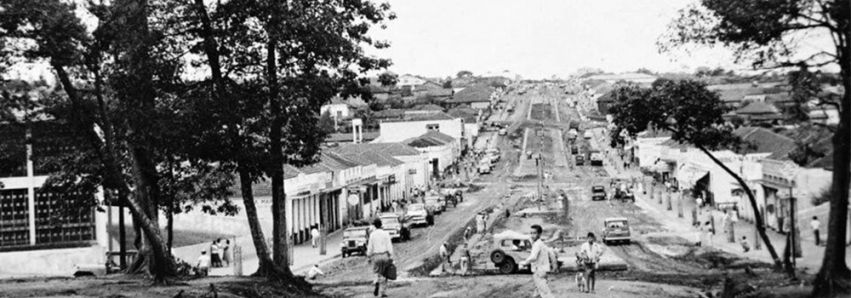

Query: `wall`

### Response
(378, 119, 464, 144)
(320, 103, 350, 119)
(0, 246, 106, 277)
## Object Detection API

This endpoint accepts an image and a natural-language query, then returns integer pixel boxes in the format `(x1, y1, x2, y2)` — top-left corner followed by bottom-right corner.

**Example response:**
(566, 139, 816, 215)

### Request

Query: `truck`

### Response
(589, 150, 603, 166)
(601, 217, 631, 245)
(566, 129, 578, 142)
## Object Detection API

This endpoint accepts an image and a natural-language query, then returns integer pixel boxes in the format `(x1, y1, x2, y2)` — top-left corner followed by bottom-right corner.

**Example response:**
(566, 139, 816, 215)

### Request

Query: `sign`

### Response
(347, 194, 359, 205)
(408, 169, 417, 175)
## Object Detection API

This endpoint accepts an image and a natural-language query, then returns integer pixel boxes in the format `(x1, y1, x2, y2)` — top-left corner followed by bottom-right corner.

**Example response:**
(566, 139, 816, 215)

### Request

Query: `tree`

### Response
(318, 111, 336, 135)
(661, 1, 850, 295)
(378, 72, 398, 91)
(609, 79, 783, 268)
(442, 80, 453, 89)
(457, 70, 473, 78)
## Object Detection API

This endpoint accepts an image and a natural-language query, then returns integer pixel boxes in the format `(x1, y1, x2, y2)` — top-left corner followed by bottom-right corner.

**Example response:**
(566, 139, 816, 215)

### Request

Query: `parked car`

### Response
(591, 185, 606, 201)
(425, 194, 446, 214)
(614, 184, 635, 202)
(405, 203, 432, 226)
(380, 213, 411, 242)
(601, 217, 631, 245)
(575, 155, 585, 166)
(583, 131, 593, 139)
(589, 151, 603, 166)
(570, 146, 579, 154)
(498, 128, 508, 136)
(489, 230, 563, 274)
(340, 226, 370, 257)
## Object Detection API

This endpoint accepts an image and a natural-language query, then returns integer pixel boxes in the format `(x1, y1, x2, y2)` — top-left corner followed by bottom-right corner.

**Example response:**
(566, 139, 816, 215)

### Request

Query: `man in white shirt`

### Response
(519, 225, 555, 298)
(811, 216, 822, 246)
(195, 250, 210, 277)
(579, 232, 605, 293)
(367, 218, 394, 297)
(439, 242, 451, 272)
(307, 264, 324, 280)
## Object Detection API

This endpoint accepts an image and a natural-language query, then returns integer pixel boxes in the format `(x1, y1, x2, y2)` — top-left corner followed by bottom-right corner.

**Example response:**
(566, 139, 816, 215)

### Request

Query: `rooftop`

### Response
(383, 111, 457, 122)
(404, 131, 454, 148)
(735, 101, 780, 115)
(447, 85, 493, 104)
(733, 127, 797, 159)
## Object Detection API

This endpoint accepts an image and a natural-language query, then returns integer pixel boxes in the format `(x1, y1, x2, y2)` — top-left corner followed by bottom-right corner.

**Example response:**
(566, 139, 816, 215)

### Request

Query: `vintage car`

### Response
(489, 230, 563, 274)
(340, 226, 370, 257)
(424, 194, 446, 214)
(571, 145, 579, 154)
(477, 161, 492, 174)
(613, 184, 635, 202)
(380, 213, 411, 242)
(601, 217, 631, 245)
(575, 155, 585, 166)
(405, 203, 433, 226)
(591, 185, 607, 201)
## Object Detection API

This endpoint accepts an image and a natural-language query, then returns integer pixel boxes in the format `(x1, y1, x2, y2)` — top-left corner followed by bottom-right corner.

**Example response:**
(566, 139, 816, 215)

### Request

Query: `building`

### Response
(404, 131, 460, 178)
(374, 111, 465, 148)
(731, 101, 785, 125)
(584, 72, 657, 85)
(397, 75, 427, 89)
(445, 85, 494, 110)
(0, 122, 107, 277)
(320, 97, 352, 120)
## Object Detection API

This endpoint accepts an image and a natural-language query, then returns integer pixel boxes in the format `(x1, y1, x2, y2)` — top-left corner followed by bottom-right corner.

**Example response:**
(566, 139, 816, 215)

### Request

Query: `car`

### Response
(591, 185, 606, 201)
(526, 150, 533, 159)
(498, 128, 508, 136)
(405, 203, 431, 226)
(487, 153, 501, 163)
(570, 146, 579, 154)
(425, 195, 445, 214)
(489, 230, 564, 274)
(583, 131, 593, 139)
(575, 155, 585, 166)
(602, 217, 631, 245)
(589, 151, 603, 166)
(340, 226, 370, 258)
(613, 184, 636, 202)
(380, 213, 411, 242)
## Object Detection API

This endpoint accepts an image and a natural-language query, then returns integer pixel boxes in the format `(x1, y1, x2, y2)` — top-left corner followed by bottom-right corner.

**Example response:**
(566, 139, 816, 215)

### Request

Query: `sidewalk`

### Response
(175, 228, 345, 276)
(636, 181, 851, 274)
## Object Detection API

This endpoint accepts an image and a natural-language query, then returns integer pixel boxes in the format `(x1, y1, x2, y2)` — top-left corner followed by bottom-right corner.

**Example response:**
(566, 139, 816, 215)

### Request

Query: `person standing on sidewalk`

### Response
(311, 225, 320, 248)
(519, 225, 555, 298)
(811, 216, 822, 246)
(367, 218, 394, 297)
(439, 242, 452, 272)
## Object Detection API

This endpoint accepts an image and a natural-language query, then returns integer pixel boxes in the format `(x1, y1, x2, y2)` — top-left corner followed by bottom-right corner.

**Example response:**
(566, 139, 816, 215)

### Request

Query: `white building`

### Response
(404, 131, 460, 179)
(397, 75, 427, 89)
(375, 111, 465, 148)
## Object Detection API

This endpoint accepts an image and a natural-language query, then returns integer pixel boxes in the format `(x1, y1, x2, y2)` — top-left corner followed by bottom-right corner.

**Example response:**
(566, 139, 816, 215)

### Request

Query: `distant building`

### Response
(732, 101, 785, 125)
(445, 85, 494, 110)
(320, 97, 352, 120)
(374, 111, 464, 147)
(584, 72, 657, 85)
(397, 75, 427, 89)
(403, 131, 460, 178)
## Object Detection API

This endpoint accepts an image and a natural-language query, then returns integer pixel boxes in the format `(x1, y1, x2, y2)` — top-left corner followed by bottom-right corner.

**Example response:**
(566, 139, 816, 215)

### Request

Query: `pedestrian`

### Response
(307, 264, 325, 280)
(811, 216, 822, 246)
(222, 239, 231, 267)
(464, 226, 473, 241)
(196, 250, 210, 277)
(476, 213, 486, 235)
(311, 225, 320, 248)
(740, 236, 750, 253)
(519, 225, 555, 298)
(366, 218, 394, 297)
(579, 232, 605, 293)
(210, 240, 222, 268)
(458, 242, 472, 275)
(439, 242, 451, 272)
(703, 221, 714, 246)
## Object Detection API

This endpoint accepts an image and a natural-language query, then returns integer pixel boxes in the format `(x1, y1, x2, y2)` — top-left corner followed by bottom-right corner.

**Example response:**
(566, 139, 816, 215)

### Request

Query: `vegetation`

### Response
(661, 1, 850, 295)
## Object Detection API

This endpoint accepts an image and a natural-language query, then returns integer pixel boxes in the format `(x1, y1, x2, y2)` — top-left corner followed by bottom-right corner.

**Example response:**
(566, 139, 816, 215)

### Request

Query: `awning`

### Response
(676, 164, 709, 189)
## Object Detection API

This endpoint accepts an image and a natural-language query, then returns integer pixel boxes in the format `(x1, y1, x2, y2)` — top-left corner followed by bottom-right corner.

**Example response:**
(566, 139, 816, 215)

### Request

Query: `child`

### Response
(575, 271, 587, 292)
(740, 236, 750, 253)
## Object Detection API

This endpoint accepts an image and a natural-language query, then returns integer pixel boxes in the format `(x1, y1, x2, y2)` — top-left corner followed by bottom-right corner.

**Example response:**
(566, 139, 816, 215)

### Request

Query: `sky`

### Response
(367, 0, 742, 79)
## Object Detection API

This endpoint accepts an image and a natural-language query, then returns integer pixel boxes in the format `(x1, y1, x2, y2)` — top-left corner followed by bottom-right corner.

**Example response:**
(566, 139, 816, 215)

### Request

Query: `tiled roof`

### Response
(735, 101, 780, 115)
(447, 85, 493, 103)
(373, 109, 406, 119)
(447, 107, 478, 123)
(334, 143, 421, 156)
(412, 104, 444, 111)
(404, 131, 454, 148)
(733, 127, 796, 159)
(330, 143, 407, 167)
(383, 111, 456, 122)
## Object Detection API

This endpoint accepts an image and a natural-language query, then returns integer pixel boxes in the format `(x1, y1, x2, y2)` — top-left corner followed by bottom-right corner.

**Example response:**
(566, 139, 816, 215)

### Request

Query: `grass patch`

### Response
(107, 225, 233, 249)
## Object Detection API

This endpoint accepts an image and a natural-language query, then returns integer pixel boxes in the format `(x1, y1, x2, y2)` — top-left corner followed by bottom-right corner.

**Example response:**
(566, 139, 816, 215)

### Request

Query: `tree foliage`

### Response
(661, 1, 850, 295)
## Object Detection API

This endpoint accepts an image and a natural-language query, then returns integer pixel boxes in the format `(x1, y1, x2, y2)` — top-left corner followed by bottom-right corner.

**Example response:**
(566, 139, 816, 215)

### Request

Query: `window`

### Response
(336, 111, 343, 119)
(426, 124, 439, 131)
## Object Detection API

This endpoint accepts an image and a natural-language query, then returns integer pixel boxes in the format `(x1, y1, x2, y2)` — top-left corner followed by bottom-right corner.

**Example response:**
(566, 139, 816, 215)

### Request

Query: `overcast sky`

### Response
(368, 0, 742, 79)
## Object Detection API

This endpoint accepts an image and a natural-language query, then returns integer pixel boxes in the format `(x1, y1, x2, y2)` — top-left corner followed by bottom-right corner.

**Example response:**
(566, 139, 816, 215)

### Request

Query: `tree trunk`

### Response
(238, 167, 277, 276)
(696, 146, 782, 268)
(167, 208, 174, 253)
(266, 31, 293, 275)
(812, 43, 851, 297)
(119, 203, 127, 269)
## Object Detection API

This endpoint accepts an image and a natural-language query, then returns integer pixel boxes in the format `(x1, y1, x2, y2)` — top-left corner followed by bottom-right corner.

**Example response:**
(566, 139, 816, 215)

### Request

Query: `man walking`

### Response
(519, 225, 555, 298)
(579, 232, 605, 293)
(439, 242, 451, 273)
(367, 218, 394, 297)
(311, 225, 320, 248)
(811, 216, 822, 246)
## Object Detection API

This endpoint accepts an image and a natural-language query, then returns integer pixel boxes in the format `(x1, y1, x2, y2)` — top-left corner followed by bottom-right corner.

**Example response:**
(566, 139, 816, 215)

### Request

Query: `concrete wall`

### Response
(378, 119, 464, 143)
(0, 246, 106, 277)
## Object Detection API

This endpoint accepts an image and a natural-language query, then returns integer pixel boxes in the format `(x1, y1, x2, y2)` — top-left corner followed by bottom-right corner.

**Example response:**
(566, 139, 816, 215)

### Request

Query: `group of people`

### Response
(516, 225, 606, 297)
(195, 238, 231, 277)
